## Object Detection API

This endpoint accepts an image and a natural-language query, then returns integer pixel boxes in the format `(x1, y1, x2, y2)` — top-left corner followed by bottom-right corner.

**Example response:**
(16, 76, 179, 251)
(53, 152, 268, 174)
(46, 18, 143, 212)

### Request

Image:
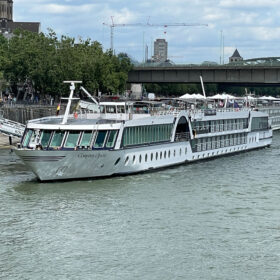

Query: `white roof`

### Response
(258, 96, 277, 100)
(99, 102, 127, 106)
(245, 96, 256, 100)
(179, 93, 206, 99)
(209, 93, 236, 100)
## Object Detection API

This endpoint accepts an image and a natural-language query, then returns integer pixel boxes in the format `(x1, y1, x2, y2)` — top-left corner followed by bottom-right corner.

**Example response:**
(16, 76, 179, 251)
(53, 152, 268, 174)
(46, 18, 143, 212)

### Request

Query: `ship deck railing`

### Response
(175, 132, 191, 141)
(193, 137, 247, 152)
(28, 106, 252, 125)
(194, 123, 248, 134)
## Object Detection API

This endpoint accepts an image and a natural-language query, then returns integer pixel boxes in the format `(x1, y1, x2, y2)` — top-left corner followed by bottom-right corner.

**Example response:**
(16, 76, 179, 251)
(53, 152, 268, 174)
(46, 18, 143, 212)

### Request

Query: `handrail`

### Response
(194, 136, 247, 152)
(175, 132, 190, 141)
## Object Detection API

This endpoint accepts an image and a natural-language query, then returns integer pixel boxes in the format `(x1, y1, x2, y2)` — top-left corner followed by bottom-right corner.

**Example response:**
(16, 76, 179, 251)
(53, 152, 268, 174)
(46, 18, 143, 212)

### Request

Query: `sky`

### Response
(13, 0, 280, 64)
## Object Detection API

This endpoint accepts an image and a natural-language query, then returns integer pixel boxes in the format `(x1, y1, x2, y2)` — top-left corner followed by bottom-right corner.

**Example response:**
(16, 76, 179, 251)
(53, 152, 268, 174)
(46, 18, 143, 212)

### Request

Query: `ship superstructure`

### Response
(15, 82, 272, 181)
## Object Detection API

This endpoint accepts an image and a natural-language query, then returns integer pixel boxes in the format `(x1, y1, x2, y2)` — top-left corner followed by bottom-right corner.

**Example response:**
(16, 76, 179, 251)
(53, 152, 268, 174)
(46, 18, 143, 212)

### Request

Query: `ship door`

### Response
(175, 116, 190, 141)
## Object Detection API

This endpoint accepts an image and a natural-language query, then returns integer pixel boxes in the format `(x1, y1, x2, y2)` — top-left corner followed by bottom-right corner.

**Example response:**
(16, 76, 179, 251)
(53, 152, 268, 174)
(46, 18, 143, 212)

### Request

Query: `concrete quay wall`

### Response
(0, 105, 63, 124)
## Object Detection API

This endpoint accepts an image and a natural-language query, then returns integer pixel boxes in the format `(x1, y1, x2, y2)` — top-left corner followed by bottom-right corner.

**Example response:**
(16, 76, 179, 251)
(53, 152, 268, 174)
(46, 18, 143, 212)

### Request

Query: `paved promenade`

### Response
(0, 134, 17, 148)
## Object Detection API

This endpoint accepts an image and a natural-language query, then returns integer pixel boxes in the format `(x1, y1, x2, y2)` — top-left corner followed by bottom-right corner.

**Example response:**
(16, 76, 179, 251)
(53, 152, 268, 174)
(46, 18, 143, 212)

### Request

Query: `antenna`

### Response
(200, 76, 206, 99)
(220, 30, 223, 65)
(222, 33, 225, 65)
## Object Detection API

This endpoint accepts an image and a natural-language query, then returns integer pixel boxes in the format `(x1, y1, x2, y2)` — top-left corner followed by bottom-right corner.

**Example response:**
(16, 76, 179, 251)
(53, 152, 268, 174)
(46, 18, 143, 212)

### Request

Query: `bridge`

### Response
(128, 58, 280, 85)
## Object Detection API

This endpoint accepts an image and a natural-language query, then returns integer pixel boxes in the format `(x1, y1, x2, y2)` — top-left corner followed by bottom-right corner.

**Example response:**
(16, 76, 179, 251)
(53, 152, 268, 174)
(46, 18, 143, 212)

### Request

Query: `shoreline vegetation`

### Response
(0, 29, 132, 102)
(0, 28, 280, 101)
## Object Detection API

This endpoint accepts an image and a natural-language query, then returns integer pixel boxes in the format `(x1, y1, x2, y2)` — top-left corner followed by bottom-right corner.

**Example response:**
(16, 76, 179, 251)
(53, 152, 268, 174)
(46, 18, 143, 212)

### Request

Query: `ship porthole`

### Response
(168, 150, 171, 158)
(125, 156, 129, 166)
(160, 152, 162, 159)
(139, 155, 142, 163)
(114, 157, 121, 166)
(151, 153, 153, 161)
(133, 155, 136, 164)
(156, 152, 158, 160)
(145, 154, 148, 162)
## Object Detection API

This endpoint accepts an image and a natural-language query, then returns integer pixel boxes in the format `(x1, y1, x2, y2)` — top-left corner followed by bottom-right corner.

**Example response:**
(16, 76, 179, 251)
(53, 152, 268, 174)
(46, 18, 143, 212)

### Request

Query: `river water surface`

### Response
(1, 132, 280, 279)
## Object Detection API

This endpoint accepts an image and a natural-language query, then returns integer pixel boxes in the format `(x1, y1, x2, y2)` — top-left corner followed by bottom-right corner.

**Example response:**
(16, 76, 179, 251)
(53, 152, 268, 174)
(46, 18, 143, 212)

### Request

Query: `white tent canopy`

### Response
(180, 93, 206, 99)
(258, 96, 277, 100)
(208, 93, 236, 100)
(245, 95, 256, 100)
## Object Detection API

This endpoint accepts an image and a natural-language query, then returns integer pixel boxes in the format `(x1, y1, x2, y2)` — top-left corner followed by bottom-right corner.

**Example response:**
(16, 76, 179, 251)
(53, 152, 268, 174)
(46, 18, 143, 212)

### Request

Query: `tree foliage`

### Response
(0, 29, 132, 98)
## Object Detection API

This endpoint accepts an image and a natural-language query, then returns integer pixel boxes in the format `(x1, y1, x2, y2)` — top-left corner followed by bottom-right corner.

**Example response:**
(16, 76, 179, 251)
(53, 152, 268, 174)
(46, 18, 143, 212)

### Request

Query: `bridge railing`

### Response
(135, 60, 280, 68)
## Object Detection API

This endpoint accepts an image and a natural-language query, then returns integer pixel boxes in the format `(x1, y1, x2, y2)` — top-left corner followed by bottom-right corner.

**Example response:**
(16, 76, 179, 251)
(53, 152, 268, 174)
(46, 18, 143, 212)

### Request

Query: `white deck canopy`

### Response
(258, 96, 277, 100)
(179, 93, 206, 100)
(209, 93, 236, 100)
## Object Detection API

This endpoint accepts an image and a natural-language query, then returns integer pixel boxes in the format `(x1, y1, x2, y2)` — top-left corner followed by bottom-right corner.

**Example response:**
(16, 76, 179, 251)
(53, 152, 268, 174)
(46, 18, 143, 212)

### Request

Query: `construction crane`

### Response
(103, 16, 142, 52)
(103, 17, 208, 53)
(147, 22, 208, 36)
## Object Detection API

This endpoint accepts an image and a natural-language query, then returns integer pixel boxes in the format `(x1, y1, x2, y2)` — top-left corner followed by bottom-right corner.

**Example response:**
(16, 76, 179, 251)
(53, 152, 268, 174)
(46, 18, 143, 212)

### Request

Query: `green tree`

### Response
(0, 29, 133, 99)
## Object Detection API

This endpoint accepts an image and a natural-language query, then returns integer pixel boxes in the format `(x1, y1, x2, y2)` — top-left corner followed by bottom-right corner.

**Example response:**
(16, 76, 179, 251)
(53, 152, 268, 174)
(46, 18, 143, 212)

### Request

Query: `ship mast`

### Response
(61, 81, 82, 124)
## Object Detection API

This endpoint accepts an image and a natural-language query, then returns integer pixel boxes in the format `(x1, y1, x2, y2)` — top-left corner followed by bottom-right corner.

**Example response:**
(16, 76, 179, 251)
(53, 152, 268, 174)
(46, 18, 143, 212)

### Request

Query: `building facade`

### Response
(0, 0, 13, 21)
(153, 39, 168, 62)
(0, 0, 40, 35)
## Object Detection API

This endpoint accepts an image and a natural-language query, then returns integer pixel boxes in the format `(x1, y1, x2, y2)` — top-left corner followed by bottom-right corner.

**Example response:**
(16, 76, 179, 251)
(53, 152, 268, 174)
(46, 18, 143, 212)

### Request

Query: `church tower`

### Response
(0, 0, 39, 35)
(0, 0, 13, 22)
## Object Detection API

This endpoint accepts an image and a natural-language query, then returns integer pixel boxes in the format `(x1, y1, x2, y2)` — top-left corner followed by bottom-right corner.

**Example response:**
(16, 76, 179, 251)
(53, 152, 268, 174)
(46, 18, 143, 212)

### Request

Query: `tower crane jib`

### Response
(102, 18, 208, 53)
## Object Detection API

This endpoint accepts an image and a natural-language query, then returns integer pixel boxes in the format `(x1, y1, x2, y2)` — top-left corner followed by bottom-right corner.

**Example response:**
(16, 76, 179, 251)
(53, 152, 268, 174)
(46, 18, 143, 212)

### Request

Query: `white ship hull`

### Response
(15, 130, 272, 181)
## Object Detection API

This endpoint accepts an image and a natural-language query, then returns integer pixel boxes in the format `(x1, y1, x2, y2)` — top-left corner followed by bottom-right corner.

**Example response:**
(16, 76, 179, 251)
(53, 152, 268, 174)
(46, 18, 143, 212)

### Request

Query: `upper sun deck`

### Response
(26, 105, 253, 130)
(29, 115, 123, 125)
(27, 114, 125, 130)
(26, 80, 257, 131)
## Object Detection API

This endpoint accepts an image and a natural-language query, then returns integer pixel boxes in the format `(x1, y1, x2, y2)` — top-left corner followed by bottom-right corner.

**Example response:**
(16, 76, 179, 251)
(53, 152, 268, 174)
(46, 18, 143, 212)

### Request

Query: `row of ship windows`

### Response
(22, 129, 118, 149)
(192, 133, 247, 152)
(122, 124, 173, 147)
(117, 142, 251, 166)
(192, 146, 248, 160)
(271, 117, 280, 124)
(192, 118, 248, 134)
(267, 109, 280, 115)
(116, 147, 188, 166)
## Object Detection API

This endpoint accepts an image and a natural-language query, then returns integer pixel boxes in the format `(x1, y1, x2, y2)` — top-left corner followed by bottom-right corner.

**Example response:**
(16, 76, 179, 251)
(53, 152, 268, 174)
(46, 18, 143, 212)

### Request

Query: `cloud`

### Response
(219, 0, 280, 8)
(12, 0, 280, 63)
(31, 3, 97, 14)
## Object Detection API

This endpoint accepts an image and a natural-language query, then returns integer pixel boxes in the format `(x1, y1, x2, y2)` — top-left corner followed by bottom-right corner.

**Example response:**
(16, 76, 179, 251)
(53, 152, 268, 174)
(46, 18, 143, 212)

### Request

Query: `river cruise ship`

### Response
(15, 82, 272, 181)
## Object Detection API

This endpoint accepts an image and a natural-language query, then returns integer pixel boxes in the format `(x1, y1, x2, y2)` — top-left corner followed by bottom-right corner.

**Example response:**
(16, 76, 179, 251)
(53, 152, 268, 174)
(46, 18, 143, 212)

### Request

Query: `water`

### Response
(1, 133, 280, 279)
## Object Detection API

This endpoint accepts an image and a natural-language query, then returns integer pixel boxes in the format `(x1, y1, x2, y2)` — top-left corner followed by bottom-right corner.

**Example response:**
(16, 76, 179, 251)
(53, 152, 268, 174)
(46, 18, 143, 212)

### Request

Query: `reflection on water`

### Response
(1, 132, 280, 279)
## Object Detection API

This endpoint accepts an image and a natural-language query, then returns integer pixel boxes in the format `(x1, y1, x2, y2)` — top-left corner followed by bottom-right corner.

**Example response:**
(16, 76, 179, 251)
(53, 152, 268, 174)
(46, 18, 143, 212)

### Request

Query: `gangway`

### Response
(0, 111, 25, 138)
